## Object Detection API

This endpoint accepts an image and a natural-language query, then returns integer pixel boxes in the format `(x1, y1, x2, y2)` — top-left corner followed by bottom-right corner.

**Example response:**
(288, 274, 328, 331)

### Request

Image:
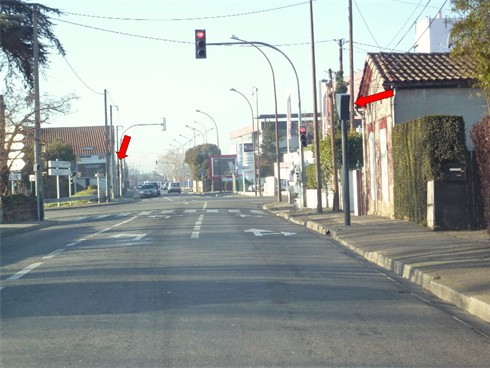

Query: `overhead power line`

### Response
(62, 1, 311, 22)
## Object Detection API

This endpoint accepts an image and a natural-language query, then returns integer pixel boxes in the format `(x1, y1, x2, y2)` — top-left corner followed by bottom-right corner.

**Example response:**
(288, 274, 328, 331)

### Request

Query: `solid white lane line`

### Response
(43, 249, 65, 260)
(114, 216, 137, 227)
(65, 239, 86, 247)
(7, 262, 43, 281)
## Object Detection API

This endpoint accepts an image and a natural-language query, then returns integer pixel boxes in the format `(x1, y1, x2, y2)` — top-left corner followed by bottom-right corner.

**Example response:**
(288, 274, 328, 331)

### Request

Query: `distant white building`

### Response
(415, 13, 456, 53)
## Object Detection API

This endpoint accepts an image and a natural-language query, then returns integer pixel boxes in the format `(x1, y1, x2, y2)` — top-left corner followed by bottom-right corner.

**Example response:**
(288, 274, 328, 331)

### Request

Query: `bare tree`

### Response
(0, 91, 77, 195)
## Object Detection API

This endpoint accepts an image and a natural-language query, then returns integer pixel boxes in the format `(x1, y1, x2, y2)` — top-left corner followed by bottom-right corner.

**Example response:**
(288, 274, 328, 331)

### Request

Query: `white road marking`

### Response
(191, 231, 199, 239)
(138, 211, 152, 216)
(206, 209, 218, 213)
(65, 239, 86, 247)
(228, 209, 240, 213)
(161, 210, 175, 214)
(184, 209, 197, 213)
(95, 214, 110, 219)
(117, 212, 132, 217)
(114, 216, 137, 227)
(250, 210, 265, 214)
(111, 233, 146, 241)
(43, 249, 65, 260)
(7, 262, 43, 281)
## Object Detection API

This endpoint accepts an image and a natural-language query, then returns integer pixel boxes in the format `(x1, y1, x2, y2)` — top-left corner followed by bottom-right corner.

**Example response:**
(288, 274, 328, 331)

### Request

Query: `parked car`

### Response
(168, 182, 181, 193)
(139, 184, 158, 198)
(147, 182, 161, 196)
(162, 182, 170, 192)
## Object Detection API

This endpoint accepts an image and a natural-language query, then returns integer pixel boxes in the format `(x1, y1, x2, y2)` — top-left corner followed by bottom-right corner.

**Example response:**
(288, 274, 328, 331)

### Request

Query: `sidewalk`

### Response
(264, 201, 490, 324)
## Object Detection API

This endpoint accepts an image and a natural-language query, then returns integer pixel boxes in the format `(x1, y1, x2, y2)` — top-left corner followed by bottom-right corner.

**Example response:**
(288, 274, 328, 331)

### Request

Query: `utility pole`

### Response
(328, 69, 340, 211)
(338, 39, 345, 73)
(348, 0, 355, 131)
(104, 89, 110, 202)
(33, 4, 43, 220)
(309, 0, 322, 213)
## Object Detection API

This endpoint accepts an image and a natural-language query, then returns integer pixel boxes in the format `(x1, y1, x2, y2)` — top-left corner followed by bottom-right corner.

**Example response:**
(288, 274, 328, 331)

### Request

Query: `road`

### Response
(1, 194, 489, 367)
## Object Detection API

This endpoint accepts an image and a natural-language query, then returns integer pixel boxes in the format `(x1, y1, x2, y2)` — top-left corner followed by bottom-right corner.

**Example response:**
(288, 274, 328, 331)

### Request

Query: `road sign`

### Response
(48, 160, 71, 169)
(48, 168, 71, 176)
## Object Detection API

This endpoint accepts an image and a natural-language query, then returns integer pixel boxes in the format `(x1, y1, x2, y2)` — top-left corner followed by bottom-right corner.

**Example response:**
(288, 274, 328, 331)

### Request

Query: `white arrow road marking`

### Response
(111, 233, 146, 241)
(244, 229, 296, 237)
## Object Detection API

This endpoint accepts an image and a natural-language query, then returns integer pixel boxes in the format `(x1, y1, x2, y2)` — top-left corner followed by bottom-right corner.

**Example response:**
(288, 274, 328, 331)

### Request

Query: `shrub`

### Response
(393, 115, 467, 224)
(471, 116, 490, 235)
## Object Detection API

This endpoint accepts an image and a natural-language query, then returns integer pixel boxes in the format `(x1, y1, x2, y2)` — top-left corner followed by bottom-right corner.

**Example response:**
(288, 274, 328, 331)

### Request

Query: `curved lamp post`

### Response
(230, 35, 281, 201)
(196, 109, 221, 192)
(230, 35, 307, 206)
(230, 88, 257, 196)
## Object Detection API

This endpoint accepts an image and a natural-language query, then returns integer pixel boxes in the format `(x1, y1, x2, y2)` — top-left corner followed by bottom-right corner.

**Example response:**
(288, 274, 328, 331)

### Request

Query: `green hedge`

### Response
(470, 116, 490, 235)
(393, 115, 467, 224)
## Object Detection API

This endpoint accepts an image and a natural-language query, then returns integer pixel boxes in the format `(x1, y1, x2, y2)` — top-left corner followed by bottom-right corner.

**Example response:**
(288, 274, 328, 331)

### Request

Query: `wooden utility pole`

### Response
(328, 69, 340, 211)
(309, 0, 322, 213)
(33, 4, 43, 220)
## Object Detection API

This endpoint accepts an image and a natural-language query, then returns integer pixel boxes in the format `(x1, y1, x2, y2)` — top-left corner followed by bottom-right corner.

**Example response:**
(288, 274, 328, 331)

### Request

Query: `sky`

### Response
(7, 0, 454, 172)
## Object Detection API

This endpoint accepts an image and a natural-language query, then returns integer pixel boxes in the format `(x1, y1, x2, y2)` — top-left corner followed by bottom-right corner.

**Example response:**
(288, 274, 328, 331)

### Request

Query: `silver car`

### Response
(139, 184, 158, 198)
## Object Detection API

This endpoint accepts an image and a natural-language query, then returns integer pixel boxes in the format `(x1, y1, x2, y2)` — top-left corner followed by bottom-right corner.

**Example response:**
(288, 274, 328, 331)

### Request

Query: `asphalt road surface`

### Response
(1, 194, 489, 367)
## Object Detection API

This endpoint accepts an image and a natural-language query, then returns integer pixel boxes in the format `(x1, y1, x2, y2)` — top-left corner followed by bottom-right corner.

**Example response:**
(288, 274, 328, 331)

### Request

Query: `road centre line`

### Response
(113, 216, 138, 227)
(7, 262, 43, 281)
(43, 249, 65, 260)
(65, 239, 86, 247)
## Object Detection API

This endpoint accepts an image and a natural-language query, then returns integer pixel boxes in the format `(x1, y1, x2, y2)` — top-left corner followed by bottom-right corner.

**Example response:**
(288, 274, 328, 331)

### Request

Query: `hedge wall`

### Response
(470, 116, 490, 235)
(393, 115, 467, 224)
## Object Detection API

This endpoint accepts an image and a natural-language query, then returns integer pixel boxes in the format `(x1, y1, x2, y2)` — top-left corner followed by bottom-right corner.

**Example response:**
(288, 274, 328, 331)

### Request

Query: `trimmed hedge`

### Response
(471, 116, 490, 235)
(393, 115, 467, 224)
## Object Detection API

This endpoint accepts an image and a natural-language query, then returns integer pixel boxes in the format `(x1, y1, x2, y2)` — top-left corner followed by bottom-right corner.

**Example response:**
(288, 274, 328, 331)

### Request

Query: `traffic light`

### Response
(300, 126, 307, 147)
(195, 29, 206, 59)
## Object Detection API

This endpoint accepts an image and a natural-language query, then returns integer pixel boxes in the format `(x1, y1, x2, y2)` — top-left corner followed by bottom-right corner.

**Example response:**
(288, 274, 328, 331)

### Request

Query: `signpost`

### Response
(48, 160, 72, 206)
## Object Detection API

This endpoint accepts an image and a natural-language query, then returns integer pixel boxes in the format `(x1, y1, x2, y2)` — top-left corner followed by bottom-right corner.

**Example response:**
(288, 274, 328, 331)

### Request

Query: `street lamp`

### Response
(230, 35, 307, 207)
(230, 88, 257, 196)
(185, 125, 199, 145)
(230, 35, 281, 201)
(196, 109, 221, 192)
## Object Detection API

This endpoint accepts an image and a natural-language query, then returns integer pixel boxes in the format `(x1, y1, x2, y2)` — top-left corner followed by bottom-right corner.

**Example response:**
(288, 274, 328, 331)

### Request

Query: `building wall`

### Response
(363, 85, 487, 218)
(362, 69, 395, 217)
(415, 15, 455, 53)
(395, 87, 487, 150)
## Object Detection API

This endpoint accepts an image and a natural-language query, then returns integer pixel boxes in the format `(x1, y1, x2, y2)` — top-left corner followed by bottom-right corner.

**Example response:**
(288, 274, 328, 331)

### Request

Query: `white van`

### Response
(168, 182, 181, 193)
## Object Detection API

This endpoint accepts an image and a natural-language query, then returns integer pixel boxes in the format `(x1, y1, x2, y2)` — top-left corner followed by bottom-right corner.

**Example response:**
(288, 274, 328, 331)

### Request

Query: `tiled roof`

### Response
(357, 52, 479, 101)
(367, 52, 476, 88)
(24, 126, 112, 155)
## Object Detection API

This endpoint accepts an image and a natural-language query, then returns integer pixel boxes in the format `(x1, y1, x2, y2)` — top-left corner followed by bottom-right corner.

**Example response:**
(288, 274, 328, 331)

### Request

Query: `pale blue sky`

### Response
(16, 0, 453, 171)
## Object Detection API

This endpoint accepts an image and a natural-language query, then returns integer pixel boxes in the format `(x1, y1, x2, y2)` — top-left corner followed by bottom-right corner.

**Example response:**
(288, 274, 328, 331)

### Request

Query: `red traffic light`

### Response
(300, 126, 306, 134)
(195, 29, 207, 59)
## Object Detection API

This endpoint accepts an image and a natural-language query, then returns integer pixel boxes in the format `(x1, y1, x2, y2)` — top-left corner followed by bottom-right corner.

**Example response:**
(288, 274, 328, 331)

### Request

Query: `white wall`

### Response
(395, 88, 487, 150)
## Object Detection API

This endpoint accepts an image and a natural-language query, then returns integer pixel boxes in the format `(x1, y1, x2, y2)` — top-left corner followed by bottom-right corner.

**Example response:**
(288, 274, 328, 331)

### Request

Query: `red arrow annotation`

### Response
(117, 135, 131, 159)
(355, 89, 394, 108)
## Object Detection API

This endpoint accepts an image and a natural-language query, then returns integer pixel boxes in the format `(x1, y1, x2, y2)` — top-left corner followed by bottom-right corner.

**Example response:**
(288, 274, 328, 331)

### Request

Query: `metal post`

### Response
(230, 88, 256, 196)
(32, 5, 43, 220)
(309, 0, 322, 213)
(341, 119, 351, 225)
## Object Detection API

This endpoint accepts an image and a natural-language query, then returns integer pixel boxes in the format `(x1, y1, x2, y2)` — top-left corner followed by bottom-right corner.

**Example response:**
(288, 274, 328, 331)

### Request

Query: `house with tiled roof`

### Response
(357, 52, 487, 217)
(25, 125, 114, 191)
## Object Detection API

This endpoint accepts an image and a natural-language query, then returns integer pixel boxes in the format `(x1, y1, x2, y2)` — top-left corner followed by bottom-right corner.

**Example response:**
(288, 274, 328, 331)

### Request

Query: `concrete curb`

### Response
(271, 208, 490, 324)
